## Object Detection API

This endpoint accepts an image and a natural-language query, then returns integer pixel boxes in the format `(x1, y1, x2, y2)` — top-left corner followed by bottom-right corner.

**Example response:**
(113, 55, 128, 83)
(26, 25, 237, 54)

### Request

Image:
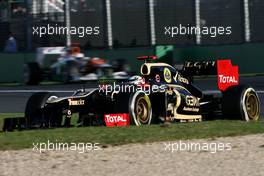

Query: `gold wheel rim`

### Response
(135, 97, 149, 124)
(245, 92, 259, 121)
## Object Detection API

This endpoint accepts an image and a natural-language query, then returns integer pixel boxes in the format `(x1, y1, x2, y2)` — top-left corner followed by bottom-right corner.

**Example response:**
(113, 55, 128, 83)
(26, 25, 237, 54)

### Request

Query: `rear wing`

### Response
(181, 60, 239, 91)
(181, 61, 217, 76)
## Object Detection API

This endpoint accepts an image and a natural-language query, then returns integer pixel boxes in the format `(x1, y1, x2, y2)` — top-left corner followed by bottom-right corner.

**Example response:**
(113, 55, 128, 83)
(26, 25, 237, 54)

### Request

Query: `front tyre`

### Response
(222, 85, 260, 121)
(129, 91, 152, 126)
(25, 92, 62, 128)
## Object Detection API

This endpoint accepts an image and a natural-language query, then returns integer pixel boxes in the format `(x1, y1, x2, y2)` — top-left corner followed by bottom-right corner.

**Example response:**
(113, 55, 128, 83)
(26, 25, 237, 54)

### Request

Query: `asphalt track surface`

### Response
(0, 76, 263, 117)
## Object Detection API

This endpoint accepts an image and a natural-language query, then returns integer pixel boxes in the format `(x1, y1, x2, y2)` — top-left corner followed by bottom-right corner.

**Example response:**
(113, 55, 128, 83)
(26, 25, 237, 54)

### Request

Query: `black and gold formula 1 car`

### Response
(3, 56, 260, 130)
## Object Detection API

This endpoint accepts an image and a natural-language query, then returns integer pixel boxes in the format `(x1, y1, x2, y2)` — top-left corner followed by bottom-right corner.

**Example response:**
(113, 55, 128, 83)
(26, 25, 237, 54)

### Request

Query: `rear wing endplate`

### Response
(182, 60, 239, 91)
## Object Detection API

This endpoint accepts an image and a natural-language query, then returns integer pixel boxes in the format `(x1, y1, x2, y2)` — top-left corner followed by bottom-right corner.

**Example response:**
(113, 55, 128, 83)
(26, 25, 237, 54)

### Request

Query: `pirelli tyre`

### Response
(25, 92, 62, 128)
(23, 62, 42, 85)
(129, 91, 152, 126)
(222, 85, 260, 121)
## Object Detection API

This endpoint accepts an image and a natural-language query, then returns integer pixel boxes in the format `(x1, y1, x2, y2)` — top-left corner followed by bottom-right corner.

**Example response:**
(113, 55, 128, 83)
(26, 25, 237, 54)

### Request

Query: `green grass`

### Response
(0, 113, 264, 150)
(0, 113, 24, 119)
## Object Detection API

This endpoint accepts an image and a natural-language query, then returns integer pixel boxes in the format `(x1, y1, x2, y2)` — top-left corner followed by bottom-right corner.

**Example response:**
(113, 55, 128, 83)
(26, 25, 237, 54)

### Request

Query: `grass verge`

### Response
(0, 113, 264, 150)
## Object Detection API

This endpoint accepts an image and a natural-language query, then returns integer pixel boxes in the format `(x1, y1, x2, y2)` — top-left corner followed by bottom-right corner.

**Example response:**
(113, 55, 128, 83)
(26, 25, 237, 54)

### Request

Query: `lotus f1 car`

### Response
(18, 56, 260, 129)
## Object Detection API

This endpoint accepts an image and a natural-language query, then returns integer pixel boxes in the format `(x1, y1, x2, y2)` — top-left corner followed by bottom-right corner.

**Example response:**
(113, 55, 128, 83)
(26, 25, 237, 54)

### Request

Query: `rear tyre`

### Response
(23, 62, 42, 85)
(25, 92, 62, 128)
(129, 91, 152, 126)
(222, 85, 260, 121)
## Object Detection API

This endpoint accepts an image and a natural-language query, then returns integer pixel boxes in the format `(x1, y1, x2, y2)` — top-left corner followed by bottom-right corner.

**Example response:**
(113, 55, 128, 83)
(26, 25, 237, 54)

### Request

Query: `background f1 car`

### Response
(2, 56, 260, 131)
(23, 46, 130, 85)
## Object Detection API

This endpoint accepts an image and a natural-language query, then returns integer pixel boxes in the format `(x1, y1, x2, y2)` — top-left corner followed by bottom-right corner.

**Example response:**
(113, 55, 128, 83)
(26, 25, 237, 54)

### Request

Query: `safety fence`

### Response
(0, 0, 264, 50)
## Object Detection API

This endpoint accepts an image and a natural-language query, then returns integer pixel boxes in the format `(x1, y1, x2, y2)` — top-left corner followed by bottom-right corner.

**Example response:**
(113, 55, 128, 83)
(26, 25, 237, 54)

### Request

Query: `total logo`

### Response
(104, 114, 130, 127)
(218, 75, 238, 83)
(105, 114, 127, 123)
(217, 60, 239, 91)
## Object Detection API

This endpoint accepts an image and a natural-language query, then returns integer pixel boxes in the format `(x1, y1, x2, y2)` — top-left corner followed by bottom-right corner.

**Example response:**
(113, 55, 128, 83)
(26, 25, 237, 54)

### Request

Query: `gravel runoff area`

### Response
(0, 134, 264, 176)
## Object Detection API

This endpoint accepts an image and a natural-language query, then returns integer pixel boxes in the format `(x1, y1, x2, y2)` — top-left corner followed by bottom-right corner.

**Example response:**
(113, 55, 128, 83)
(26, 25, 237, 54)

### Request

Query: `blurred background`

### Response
(0, 0, 264, 83)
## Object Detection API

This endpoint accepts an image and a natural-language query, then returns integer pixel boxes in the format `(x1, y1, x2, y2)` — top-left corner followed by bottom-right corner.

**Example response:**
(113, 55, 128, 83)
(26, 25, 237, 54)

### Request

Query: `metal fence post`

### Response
(65, 0, 71, 47)
(149, 0, 156, 46)
(244, 0, 250, 42)
(106, 0, 113, 49)
(25, 0, 32, 51)
(195, 0, 201, 45)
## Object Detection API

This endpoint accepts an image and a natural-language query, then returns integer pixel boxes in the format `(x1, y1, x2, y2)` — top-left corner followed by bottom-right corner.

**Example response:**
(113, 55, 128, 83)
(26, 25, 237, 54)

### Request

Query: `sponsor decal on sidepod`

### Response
(104, 114, 130, 127)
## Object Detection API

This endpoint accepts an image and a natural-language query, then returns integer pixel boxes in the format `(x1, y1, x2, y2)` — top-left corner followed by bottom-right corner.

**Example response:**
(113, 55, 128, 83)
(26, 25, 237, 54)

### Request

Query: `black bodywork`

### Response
(2, 58, 260, 131)
(24, 60, 221, 128)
